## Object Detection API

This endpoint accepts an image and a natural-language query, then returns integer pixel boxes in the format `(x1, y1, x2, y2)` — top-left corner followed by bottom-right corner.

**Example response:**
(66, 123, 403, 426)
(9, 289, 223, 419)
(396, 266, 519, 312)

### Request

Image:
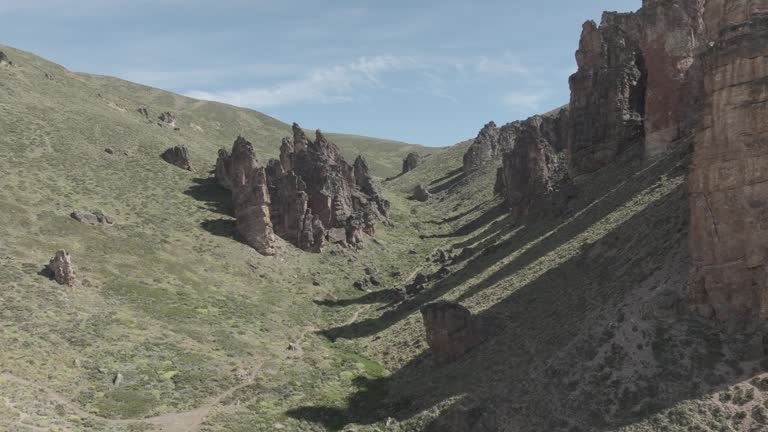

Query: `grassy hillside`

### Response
(2, 42, 767, 432)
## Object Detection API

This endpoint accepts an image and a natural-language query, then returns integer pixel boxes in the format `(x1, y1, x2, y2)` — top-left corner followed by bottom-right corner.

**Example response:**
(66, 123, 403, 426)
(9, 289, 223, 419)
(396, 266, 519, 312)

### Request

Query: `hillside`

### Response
(2, 2, 768, 431)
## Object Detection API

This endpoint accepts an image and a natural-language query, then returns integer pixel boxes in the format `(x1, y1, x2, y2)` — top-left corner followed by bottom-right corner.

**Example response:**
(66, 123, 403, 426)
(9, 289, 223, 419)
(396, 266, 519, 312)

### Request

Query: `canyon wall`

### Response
(688, 5, 768, 331)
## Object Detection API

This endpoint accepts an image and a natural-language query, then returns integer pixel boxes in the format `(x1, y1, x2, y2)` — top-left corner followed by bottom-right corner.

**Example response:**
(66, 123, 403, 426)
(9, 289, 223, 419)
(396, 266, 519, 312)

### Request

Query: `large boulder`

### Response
(688, 8, 768, 334)
(160, 145, 192, 171)
(568, 13, 647, 175)
(214, 136, 276, 256)
(498, 109, 570, 217)
(157, 111, 177, 128)
(414, 184, 431, 202)
(48, 250, 76, 286)
(402, 152, 421, 174)
(421, 301, 477, 366)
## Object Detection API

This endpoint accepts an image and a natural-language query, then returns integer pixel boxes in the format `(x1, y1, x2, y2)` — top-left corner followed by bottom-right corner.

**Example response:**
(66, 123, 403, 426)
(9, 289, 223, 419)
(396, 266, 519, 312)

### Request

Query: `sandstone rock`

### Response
(688, 10, 768, 331)
(402, 152, 421, 174)
(158, 111, 177, 128)
(71, 210, 114, 225)
(215, 136, 276, 256)
(421, 301, 477, 366)
(160, 145, 192, 171)
(414, 184, 431, 202)
(569, 14, 646, 175)
(48, 250, 76, 287)
(499, 110, 570, 217)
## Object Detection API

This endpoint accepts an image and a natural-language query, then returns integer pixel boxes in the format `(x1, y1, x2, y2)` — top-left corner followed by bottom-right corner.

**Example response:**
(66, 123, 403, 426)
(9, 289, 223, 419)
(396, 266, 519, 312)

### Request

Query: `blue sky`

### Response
(1, 0, 640, 146)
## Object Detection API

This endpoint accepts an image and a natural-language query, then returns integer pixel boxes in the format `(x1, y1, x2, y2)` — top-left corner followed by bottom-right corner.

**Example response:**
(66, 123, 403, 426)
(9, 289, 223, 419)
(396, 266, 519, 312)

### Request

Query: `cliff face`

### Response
(688, 7, 768, 332)
(498, 109, 570, 217)
(638, 0, 705, 156)
(568, 13, 647, 176)
(462, 121, 521, 176)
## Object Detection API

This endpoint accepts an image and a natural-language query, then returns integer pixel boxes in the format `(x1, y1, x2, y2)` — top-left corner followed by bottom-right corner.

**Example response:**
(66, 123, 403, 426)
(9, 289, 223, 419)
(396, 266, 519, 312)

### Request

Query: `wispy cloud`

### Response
(502, 90, 550, 113)
(184, 55, 413, 108)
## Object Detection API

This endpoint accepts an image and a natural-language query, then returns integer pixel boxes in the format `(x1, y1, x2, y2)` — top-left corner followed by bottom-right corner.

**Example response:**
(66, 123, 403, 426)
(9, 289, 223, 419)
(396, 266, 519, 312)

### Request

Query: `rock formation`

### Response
(354, 155, 390, 218)
(160, 145, 192, 171)
(71, 211, 114, 225)
(637, 0, 705, 156)
(158, 111, 177, 127)
(215, 124, 386, 253)
(0, 51, 11, 66)
(48, 250, 76, 286)
(214, 136, 276, 256)
(498, 109, 570, 217)
(414, 184, 431, 202)
(421, 301, 477, 366)
(402, 152, 421, 174)
(463, 121, 499, 176)
(688, 6, 768, 333)
(568, 13, 647, 176)
(137, 107, 149, 120)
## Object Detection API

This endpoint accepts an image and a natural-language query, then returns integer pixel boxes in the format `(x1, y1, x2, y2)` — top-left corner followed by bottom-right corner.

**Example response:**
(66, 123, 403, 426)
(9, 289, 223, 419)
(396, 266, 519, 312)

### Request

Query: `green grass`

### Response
(2, 42, 767, 432)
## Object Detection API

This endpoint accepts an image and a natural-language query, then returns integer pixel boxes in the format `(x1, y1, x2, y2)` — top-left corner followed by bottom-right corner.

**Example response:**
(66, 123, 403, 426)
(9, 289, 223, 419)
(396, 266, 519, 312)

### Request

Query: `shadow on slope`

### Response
(318, 147, 685, 343)
(290, 177, 762, 431)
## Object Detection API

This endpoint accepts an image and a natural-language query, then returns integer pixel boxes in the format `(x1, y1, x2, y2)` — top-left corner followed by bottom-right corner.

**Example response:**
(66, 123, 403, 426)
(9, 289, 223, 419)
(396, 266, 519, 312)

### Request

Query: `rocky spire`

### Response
(214, 136, 276, 256)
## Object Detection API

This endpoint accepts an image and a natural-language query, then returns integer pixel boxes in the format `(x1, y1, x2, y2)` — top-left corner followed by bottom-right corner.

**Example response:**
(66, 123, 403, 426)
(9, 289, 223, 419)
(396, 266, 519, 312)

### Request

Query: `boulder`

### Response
(214, 136, 276, 256)
(688, 9, 768, 332)
(421, 301, 477, 366)
(568, 13, 647, 176)
(137, 107, 149, 120)
(70, 211, 114, 225)
(402, 152, 421, 174)
(160, 145, 192, 171)
(414, 184, 431, 202)
(48, 250, 76, 287)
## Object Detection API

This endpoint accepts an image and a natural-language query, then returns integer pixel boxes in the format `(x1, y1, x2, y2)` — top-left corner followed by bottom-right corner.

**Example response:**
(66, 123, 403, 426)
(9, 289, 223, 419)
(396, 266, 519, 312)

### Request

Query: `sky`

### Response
(1, 0, 640, 147)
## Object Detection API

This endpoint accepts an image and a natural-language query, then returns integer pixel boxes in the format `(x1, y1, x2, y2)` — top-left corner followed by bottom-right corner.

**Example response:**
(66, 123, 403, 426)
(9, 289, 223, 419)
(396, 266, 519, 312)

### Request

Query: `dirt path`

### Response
(1, 363, 263, 432)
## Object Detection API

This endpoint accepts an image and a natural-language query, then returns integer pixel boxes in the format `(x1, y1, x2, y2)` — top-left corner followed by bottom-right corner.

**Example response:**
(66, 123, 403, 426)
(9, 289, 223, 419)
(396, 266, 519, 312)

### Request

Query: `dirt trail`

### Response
(1, 363, 263, 432)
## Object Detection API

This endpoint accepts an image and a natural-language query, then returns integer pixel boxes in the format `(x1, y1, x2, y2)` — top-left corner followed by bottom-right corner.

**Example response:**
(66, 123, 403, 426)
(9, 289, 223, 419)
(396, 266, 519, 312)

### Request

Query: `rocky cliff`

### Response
(497, 109, 570, 217)
(688, 5, 768, 335)
(462, 121, 521, 176)
(568, 13, 647, 176)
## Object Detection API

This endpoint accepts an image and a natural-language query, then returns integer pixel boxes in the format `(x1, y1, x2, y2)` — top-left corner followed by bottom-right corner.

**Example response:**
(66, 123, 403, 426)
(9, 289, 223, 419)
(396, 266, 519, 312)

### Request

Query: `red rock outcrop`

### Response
(402, 152, 421, 174)
(214, 136, 276, 256)
(421, 301, 478, 366)
(568, 13, 647, 176)
(688, 8, 768, 330)
(160, 145, 192, 171)
(48, 250, 76, 286)
(498, 109, 570, 217)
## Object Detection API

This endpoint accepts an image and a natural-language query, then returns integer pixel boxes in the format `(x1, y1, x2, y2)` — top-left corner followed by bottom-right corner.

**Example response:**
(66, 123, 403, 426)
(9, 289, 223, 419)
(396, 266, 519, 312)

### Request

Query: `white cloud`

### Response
(502, 90, 550, 113)
(184, 55, 411, 108)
